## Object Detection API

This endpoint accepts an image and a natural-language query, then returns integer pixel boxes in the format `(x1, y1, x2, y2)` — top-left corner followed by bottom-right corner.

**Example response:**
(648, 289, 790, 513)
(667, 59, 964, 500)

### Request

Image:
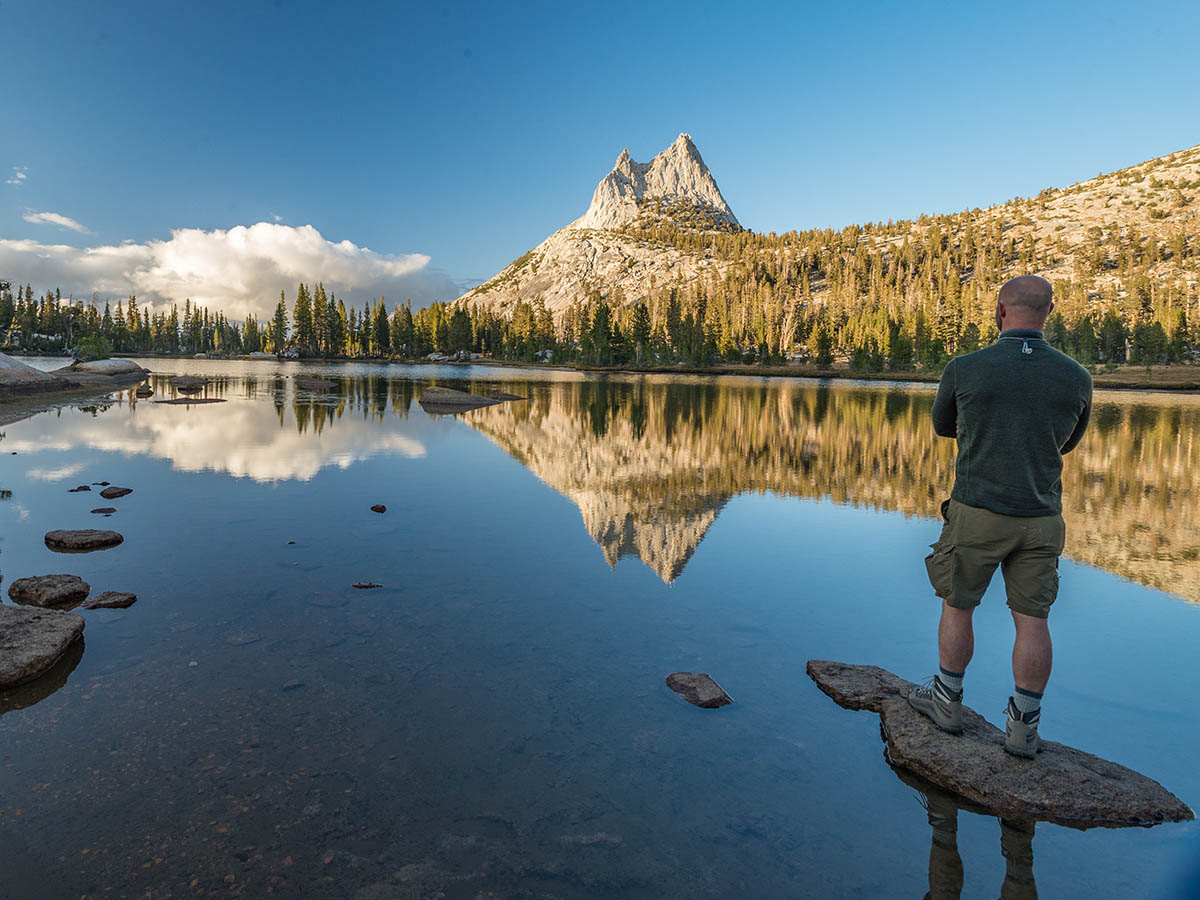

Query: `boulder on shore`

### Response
(665, 671, 733, 708)
(44, 529, 124, 552)
(65, 359, 147, 377)
(8, 574, 91, 608)
(0, 352, 69, 396)
(807, 660, 1194, 828)
(0, 605, 85, 689)
(418, 386, 501, 414)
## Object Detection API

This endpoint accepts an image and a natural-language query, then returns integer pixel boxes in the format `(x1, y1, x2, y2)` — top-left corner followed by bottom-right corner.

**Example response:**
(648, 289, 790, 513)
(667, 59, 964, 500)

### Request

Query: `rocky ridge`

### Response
(456, 137, 1200, 325)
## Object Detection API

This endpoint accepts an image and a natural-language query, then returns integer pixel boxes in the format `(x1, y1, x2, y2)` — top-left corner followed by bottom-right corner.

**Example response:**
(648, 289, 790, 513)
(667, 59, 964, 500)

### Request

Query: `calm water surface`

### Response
(1, 358, 1197, 899)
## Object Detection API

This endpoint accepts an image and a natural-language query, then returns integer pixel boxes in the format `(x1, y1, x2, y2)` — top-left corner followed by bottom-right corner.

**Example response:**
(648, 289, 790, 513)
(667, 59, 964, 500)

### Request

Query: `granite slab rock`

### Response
(295, 375, 337, 391)
(81, 591, 137, 609)
(44, 529, 124, 552)
(8, 574, 91, 607)
(0, 605, 86, 688)
(807, 660, 1194, 828)
(665, 672, 733, 708)
(418, 387, 501, 413)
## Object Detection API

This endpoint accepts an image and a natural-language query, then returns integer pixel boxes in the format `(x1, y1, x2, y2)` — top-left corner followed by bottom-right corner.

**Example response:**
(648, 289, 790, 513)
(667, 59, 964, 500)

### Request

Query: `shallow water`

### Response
(1, 358, 1197, 899)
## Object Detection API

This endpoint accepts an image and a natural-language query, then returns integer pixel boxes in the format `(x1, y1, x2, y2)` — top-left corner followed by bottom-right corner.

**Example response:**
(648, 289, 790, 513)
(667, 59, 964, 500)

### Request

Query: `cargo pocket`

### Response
(925, 541, 955, 600)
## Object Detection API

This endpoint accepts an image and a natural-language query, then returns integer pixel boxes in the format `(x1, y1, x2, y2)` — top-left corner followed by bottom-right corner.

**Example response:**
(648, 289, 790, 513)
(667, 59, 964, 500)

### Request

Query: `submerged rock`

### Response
(665, 671, 733, 708)
(418, 386, 501, 413)
(8, 574, 91, 608)
(0, 605, 85, 688)
(81, 591, 137, 610)
(44, 529, 124, 552)
(807, 660, 1195, 828)
(99, 486, 132, 499)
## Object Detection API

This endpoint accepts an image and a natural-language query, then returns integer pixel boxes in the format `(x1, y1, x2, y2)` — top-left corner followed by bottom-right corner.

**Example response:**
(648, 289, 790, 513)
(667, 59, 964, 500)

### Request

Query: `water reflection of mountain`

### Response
(462, 377, 1200, 602)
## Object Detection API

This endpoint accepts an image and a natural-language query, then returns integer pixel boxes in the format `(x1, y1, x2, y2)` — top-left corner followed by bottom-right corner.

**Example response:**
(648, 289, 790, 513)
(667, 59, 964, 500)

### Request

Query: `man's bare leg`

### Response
(1011, 611, 1052, 693)
(938, 601, 975, 674)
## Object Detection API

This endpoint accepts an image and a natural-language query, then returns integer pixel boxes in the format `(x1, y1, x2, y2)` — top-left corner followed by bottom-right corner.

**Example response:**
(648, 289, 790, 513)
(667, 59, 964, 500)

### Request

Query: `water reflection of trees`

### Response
(461, 377, 1200, 601)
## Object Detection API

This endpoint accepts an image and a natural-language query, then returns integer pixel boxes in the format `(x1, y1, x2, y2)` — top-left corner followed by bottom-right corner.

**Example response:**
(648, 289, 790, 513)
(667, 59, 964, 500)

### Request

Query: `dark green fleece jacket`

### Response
(932, 329, 1092, 517)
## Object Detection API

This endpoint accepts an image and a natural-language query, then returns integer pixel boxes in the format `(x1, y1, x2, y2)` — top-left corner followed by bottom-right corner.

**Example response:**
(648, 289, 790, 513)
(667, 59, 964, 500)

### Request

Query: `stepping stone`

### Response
(8, 574, 91, 608)
(68, 485, 91, 493)
(665, 671, 733, 708)
(81, 591, 137, 610)
(90, 507, 117, 515)
(807, 660, 1194, 828)
(99, 486, 132, 499)
(0, 605, 85, 688)
(44, 529, 124, 552)
(370, 504, 387, 513)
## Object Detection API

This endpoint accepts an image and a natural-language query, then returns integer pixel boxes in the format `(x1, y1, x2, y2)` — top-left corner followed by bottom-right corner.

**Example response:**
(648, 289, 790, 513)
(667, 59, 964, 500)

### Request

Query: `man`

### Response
(908, 275, 1092, 759)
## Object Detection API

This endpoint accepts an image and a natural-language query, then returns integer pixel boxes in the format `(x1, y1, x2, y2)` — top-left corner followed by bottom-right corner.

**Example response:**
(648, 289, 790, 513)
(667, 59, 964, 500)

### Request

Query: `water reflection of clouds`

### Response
(8, 401, 426, 483)
(26, 463, 86, 482)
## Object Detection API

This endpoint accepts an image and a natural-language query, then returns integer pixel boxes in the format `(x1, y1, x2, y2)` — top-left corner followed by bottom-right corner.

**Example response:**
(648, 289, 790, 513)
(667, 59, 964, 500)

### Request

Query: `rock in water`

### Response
(807, 660, 1194, 827)
(370, 504, 386, 513)
(8, 574, 91, 608)
(295, 375, 336, 391)
(0, 606, 85, 688)
(418, 387, 501, 413)
(99, 486, 132, 499)
(170, 376, 206, 394)
(135, 384, 153, 398)
(68, 485, 91, 493)
(665, 672, 733, 708)
(81, 591, 137, 610)
(44, 529, 124, 552)
(90, 507, 117, 515)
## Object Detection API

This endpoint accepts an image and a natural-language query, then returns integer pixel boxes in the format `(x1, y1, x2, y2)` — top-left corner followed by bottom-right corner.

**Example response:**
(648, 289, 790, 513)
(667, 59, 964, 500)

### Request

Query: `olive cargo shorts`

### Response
(925, 499, 1067, 618)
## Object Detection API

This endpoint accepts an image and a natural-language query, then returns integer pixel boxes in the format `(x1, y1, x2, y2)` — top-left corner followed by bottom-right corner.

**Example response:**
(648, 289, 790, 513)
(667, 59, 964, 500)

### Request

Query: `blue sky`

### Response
(2, 0, 1198, 317)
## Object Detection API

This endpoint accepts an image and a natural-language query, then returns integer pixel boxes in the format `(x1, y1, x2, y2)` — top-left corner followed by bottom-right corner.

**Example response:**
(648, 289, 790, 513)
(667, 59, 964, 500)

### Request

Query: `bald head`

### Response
(996, 275, 1054, 331)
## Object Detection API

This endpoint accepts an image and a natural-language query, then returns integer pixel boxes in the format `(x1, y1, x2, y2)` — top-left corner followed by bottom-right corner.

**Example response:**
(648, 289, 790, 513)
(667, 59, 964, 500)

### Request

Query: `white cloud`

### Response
(24, 210, 90, 233)
(5, 166, 27, 185)
(0, 222, 461, 320)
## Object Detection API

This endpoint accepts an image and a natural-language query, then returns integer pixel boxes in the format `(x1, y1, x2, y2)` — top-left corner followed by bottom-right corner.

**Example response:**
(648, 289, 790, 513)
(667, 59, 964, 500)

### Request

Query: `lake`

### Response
(1, 358, 1197, 899)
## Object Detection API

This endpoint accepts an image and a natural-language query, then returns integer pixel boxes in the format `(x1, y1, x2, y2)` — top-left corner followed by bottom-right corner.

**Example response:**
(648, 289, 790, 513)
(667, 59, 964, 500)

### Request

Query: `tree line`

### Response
(2, 193, 1196, 371)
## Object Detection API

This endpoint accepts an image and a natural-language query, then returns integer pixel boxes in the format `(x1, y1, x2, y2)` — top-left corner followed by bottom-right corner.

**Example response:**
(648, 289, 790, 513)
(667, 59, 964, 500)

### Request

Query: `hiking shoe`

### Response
(1004, 698, 1040, 759)
(907, 676, 963, 734)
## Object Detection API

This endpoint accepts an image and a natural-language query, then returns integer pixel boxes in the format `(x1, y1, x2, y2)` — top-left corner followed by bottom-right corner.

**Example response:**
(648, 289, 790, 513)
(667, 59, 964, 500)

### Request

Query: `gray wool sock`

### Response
(1013, 686, 1043, 716)
(937, 667, 964, 694)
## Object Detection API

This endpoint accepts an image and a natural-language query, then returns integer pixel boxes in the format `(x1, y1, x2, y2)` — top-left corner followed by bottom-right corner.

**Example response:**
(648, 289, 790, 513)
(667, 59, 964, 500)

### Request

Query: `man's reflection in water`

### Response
(907, 771, 1038, 899)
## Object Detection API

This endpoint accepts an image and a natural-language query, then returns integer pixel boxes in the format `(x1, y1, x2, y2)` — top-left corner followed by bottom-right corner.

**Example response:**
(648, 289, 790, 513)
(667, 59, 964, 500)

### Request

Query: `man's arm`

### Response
(1060, 375, 1093, 455)
(931, 359, 957, 438)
